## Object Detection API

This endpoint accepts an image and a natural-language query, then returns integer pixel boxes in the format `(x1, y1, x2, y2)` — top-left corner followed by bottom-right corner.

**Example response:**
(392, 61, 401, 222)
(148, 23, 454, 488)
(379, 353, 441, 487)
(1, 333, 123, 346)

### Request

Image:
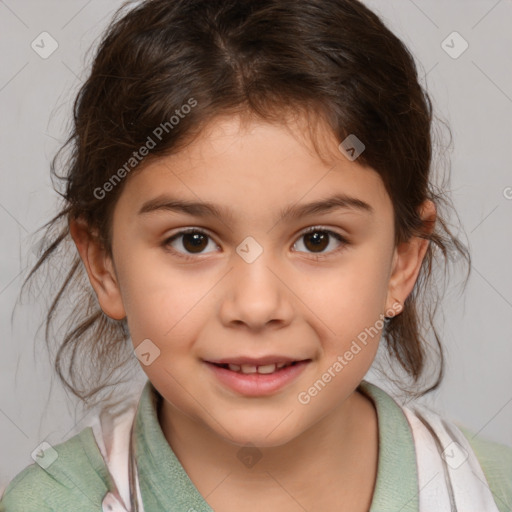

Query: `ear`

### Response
(385, 200, 436, 313)
(68, 217, 126, 320)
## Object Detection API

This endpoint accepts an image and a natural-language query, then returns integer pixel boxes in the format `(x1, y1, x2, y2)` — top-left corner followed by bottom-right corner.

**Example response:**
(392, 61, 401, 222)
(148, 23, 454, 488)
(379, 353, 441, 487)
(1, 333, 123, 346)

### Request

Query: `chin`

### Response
(225, 431, 298, 449)
(215, 413, 303, 449)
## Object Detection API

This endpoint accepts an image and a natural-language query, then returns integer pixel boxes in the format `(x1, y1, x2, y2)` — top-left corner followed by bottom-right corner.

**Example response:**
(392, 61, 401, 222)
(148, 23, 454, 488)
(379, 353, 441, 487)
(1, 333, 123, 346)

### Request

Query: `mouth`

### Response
(208, 360, 307, 374)
(210, 359, 310, 375)
(205, 355, 312, 374)
(203, 357, 312, 396)
(203, 356, 312, 397)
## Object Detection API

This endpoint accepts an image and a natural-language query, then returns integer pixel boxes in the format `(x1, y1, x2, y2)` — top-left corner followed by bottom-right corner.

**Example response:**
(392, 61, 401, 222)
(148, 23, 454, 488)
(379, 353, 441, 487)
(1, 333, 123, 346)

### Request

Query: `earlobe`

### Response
(385, 199, 436, 313)
(68, 217, 126, 320)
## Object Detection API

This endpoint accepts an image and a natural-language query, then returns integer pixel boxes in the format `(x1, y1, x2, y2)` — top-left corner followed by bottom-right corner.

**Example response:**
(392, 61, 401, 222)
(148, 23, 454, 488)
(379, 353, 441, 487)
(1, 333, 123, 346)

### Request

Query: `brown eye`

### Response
(303, 231, 329, 252)
(182, 232, 208, 253)
(293, 227, 348, 258)
(164, 229, 218, 258)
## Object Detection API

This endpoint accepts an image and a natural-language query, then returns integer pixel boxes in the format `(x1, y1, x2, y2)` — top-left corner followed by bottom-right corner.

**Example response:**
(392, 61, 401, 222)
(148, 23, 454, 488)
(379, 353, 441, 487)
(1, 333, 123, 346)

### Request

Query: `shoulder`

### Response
(0, 427, 112, 512)
(458, 424, 512, 512)
(0, 462, 57, 512)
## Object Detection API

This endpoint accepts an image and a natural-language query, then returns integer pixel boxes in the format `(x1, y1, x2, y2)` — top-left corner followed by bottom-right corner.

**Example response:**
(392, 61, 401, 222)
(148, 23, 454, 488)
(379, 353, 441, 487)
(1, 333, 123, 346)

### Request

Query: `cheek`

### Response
(307, 248, 391, 351)
(116, 256, 215, 352)
(341, 253, 390, 297)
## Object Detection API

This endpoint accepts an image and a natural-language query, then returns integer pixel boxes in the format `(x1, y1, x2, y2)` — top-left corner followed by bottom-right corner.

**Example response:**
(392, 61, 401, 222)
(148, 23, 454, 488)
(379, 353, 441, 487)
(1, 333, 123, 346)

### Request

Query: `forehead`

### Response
(114, 114, 393, 227)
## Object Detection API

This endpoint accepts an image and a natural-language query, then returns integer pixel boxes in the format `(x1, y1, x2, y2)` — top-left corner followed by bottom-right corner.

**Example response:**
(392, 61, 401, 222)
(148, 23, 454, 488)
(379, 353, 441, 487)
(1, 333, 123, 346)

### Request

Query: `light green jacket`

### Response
(1, 379, 511, 511)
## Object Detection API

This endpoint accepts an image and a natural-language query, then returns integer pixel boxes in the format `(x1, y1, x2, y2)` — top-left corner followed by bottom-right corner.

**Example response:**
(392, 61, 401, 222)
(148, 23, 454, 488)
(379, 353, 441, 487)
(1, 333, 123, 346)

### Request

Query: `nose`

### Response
(218, 245, 294, 331)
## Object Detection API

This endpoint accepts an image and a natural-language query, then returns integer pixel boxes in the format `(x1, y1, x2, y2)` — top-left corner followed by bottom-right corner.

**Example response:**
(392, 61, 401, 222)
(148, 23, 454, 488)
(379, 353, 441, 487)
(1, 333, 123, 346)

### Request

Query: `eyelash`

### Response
(162, 226, 350, 262)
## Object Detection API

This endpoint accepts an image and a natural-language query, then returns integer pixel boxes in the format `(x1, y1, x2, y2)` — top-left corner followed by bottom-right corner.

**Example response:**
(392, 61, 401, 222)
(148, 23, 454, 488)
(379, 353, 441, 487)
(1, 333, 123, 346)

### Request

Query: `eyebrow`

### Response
(138, 193, 374, 223)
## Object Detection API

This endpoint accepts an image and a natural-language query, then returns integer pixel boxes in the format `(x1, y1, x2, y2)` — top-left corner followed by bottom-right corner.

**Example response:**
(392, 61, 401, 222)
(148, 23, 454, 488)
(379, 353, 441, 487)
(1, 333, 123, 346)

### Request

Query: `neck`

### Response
(157, 387, 379, 506)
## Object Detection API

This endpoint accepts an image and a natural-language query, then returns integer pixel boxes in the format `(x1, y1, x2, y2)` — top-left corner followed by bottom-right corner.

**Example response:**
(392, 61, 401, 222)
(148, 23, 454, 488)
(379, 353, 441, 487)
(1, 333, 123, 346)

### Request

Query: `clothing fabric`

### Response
(1, 379, 511, 511)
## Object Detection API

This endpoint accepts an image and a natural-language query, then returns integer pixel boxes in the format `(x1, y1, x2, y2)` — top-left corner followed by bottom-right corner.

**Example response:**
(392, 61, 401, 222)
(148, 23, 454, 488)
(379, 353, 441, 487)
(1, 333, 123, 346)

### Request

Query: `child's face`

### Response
(83, 114, 428, 447)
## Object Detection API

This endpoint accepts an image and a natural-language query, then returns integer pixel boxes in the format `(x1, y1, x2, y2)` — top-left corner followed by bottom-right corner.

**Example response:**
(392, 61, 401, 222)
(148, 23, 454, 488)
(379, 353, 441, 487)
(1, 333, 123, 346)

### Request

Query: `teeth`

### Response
(240, 364, 258, 374)
(256, 364, 277, 374)
(223, 362, 294, 374)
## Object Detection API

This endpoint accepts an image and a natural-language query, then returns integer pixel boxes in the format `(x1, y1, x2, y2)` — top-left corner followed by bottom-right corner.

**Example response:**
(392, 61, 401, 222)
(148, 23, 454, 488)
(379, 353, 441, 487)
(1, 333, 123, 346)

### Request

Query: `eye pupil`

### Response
(305, 231, 328, 252)
(183, 232, 207, 252)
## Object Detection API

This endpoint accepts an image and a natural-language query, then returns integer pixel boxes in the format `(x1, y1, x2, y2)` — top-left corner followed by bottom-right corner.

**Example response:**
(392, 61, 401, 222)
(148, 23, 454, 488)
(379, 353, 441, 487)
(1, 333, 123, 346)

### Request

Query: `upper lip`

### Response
(205, 356, 310, 366)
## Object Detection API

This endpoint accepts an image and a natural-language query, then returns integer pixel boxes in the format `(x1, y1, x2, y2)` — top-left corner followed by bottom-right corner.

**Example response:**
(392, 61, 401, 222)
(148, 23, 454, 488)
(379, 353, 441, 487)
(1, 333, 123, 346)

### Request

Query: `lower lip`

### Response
(204, 361, 310, 397)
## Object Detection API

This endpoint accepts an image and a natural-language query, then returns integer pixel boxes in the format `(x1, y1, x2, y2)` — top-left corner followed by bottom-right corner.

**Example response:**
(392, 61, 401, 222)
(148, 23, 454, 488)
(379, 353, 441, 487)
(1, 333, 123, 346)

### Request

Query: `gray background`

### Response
(1, 0, 511, 491)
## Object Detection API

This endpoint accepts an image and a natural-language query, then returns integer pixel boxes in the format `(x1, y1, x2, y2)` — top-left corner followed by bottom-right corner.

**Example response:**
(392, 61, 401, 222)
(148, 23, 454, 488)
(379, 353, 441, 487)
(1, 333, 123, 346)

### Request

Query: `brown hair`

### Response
(19, 0, 470, 411)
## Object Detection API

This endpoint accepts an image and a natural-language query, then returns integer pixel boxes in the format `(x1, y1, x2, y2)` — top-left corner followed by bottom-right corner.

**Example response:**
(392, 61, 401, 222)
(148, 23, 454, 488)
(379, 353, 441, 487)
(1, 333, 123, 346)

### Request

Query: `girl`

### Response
(1, 0, 511, 511)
